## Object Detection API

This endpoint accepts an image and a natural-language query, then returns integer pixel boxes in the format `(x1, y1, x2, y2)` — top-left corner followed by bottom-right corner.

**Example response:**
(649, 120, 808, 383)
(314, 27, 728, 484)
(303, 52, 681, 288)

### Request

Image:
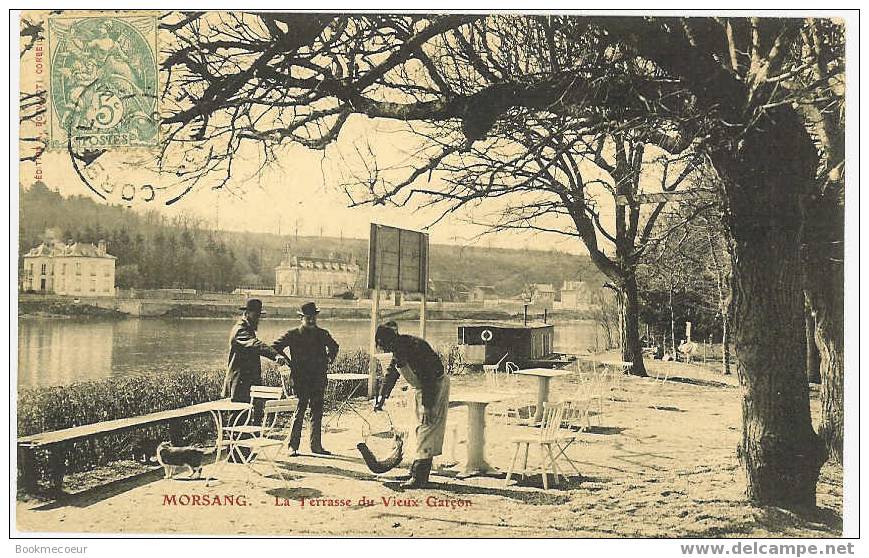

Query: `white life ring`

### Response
(481, 329, 493, 342)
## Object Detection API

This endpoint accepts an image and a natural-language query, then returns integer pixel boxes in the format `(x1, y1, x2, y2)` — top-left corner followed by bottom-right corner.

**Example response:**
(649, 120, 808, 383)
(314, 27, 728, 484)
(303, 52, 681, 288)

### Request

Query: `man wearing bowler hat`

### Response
(223, 299, 287, 404)
(273, 301, 339, 456)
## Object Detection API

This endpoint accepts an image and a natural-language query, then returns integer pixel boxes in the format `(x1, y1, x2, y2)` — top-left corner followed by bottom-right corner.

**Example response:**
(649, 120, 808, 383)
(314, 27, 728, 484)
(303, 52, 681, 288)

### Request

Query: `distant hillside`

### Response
(18, 182, 606, 295)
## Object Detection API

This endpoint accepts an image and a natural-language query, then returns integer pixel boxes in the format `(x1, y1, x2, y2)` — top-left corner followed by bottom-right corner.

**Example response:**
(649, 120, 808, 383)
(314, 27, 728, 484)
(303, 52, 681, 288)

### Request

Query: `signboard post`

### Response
(366, 224, 430, 397)
(367, 285, 381, 398)
(420, 237, 429, 338)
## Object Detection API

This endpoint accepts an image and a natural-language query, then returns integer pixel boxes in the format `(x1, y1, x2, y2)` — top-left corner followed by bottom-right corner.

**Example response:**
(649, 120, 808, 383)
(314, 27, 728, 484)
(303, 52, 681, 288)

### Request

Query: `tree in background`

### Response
(638, 198, 733, 373)
(589, 287, 620, 351)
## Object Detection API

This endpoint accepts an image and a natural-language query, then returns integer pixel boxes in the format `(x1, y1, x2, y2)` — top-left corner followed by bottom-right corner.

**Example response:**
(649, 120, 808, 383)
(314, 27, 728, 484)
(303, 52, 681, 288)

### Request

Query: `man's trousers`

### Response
(289, 385, 326, 451)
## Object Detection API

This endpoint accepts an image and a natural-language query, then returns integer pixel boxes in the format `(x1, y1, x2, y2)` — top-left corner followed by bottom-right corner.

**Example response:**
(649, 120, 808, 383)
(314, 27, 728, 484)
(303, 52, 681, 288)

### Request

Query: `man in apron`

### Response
(374, 324, 450, 489)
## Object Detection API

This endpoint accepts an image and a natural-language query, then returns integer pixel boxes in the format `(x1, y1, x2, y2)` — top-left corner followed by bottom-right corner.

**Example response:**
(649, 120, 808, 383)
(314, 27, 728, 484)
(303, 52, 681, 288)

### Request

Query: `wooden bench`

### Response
(17, 399, 245, 493)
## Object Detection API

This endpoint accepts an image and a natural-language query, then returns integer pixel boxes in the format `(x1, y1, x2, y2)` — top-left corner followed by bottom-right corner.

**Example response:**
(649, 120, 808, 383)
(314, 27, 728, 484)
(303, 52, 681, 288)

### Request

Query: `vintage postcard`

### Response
(12, 8, 857, 546)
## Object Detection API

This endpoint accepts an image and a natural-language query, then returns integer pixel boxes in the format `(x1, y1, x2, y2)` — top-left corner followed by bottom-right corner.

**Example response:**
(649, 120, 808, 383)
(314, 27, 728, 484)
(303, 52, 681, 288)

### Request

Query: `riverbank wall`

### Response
(19, 293, 594, 321)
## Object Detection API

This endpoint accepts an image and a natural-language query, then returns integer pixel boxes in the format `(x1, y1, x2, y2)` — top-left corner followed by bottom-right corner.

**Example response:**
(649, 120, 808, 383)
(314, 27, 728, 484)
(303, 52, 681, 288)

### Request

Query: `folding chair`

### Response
(220, 385, 286, 440)
(483, 353, 509, 391)
(566, 367, 608, 429)
(646, 365, 671, 410)
(503, 361, 522, 390)
(560, 389, 590, 432)
(609, 361, 633, 400)
(504, 402, 580, 490)
(214, 385, 297, 484)
(484, 355, 511, 422)
(489, 361, 536, 425)
(230, 397, 299, 483)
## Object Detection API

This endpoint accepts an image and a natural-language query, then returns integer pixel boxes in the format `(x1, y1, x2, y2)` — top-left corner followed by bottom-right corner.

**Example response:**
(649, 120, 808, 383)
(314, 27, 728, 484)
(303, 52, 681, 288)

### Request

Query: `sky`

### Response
(21, 111, 602, 254)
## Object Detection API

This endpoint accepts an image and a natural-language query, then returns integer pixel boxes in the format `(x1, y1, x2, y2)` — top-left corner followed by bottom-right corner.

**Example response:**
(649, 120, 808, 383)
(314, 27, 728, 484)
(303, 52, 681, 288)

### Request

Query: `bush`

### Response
(436, 344, 468, 376)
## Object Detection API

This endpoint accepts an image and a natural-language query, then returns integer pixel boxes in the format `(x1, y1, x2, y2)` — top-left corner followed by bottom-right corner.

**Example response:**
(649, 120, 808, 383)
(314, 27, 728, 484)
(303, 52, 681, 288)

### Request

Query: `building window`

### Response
(41, 263, 47, 275)
(62, 263, 67, 275)
(90, 278, 96, 292)
(75, 263, 81, 275)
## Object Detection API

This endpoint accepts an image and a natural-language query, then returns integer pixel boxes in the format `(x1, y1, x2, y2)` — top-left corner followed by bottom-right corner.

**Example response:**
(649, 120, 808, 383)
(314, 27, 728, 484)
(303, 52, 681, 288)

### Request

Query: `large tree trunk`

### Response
(805, 307, 821, 384)
(804, 195, 844, 464)
(620, 275, 648, 377)
(720, 107, 825, 508)
(814, 304, 843, 464)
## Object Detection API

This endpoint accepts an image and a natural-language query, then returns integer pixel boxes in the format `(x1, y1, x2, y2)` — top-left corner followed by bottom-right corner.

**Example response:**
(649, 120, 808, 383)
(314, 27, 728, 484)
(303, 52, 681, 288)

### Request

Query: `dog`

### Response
(131, 437, 160, 464)
(155, 442, 206, 479)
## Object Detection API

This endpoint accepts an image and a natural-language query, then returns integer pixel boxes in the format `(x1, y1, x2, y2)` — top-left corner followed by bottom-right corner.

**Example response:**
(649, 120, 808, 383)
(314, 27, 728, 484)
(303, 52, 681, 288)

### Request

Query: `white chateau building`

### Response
(21, 240, 116, 296)
(274, 249, 359, 297)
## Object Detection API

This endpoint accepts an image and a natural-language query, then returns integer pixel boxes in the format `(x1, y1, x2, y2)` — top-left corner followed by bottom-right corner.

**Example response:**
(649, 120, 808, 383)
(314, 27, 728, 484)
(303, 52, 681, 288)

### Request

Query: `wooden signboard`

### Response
(366, 224, 430, 395)
(367, 224, 428, 294)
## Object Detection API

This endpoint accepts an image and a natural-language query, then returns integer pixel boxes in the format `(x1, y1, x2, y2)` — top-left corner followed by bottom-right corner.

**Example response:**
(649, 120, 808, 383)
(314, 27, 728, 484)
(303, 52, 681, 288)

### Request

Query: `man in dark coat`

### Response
(223, 299, 287, 403)
(374, 324, 450, 489)
(273, 301, 339, 456)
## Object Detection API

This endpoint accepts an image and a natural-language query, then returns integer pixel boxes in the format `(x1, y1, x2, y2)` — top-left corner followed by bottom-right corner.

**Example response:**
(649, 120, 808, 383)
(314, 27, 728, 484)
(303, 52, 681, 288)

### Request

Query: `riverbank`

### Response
(15, 357, 842, 537)
(18, 299, 127, 319)
(19, 294, 595, 322)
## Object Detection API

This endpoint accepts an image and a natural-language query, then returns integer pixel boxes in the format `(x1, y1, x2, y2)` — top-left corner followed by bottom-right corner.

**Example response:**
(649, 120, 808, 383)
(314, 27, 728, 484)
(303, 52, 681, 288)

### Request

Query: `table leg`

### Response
(206, 410, 226, 487)
(211, 410, 224, 464)
(534, 377, 552, 423)
(458, 403, 498, 478)
(17, 445, 38, 494)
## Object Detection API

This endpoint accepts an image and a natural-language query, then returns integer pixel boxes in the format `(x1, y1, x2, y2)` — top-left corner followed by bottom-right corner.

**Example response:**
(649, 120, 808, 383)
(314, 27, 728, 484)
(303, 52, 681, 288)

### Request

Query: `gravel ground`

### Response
(15, 357, 843, 537)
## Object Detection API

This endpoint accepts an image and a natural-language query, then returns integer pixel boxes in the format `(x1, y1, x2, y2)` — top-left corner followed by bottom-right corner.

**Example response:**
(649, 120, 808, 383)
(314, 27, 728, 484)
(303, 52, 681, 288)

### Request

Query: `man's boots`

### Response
(396, 460, 416, 482)
(400, 458, 432, 489)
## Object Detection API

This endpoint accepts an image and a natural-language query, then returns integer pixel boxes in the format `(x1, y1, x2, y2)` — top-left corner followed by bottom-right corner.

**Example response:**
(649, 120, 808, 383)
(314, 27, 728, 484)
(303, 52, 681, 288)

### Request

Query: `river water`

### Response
(17, 317, 600, 388)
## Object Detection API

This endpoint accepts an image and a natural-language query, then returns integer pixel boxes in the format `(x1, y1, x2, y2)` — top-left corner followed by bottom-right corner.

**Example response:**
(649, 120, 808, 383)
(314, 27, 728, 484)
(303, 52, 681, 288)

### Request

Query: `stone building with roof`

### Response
(528, 283, 556, 308)
(21, 239, 116, 296)
(470, 285, 498, 303)
(559, 280, 595, 310)
(274, 251, 360, 297)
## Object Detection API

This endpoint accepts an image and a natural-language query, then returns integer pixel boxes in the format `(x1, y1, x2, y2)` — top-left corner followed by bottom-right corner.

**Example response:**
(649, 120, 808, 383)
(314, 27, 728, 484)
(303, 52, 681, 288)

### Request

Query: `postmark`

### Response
(47, 13, 158, 150)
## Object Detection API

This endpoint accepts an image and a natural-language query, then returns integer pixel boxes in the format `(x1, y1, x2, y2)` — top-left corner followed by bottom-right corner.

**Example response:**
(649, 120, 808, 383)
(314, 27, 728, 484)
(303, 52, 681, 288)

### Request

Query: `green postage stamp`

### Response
(47, 13, 158, 150)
